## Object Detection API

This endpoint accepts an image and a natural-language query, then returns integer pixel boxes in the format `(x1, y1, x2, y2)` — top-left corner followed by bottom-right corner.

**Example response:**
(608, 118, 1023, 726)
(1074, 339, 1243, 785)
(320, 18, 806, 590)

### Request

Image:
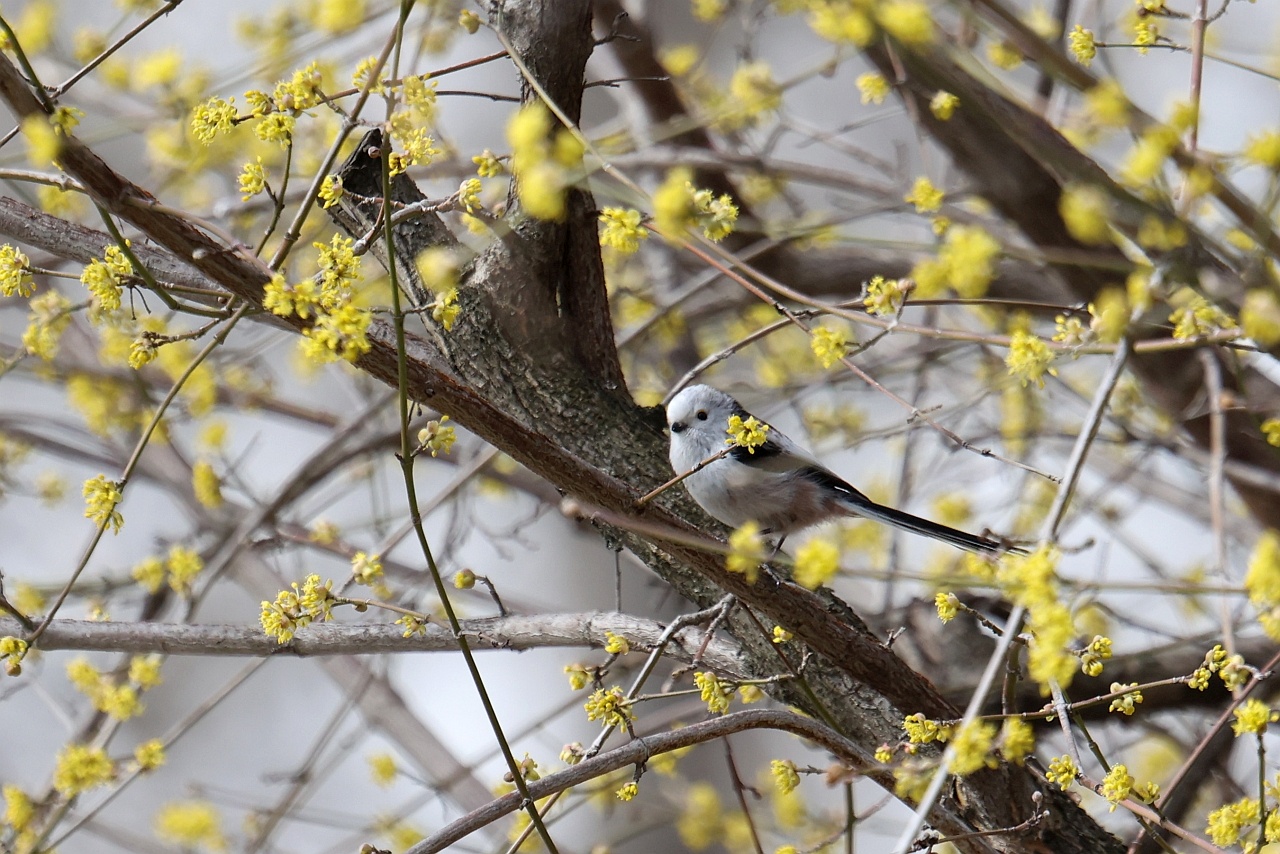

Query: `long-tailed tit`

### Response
(666, 384, 1017, 554)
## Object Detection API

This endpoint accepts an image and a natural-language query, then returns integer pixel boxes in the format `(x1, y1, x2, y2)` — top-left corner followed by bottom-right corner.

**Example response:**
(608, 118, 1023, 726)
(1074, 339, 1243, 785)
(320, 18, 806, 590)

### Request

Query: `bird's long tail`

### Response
(842, 500, 1022, 555)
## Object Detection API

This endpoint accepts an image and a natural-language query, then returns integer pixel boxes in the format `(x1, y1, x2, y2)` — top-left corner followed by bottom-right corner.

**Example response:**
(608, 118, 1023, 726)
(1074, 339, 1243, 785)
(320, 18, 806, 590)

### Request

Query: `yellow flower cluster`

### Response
(584, 685, 633, 728)
(0, 245, 32, 297)
(1206, 796, 1262, 848)
(1005, 330, 1057, 388)
(52, 744, 115, 795)
(947, 719, 998, 776)
(1231, 698, 1276, 736)
(350, 551, 383, 586)
(83, 474, 124, 533)
(794, 538, 839, 589)
(770, 759, 800, 794)
(598, 207, 648, 254)
(131, 544, 205, 596)
(1080, 635, 1112, 677)
(1189, 644, 1248, 691)
(911, 224, 1001, 299)
(417, 416, 456, 456)
(930, 91, 959, 120)
(260, 574, 337, 643)
(0, 636, 28, 676)
(1247, 531, 1280, 639)
(725, 414, 769, 452)
(1169, 295, 1235, 340)
(190, 96, 238, 144)
(1068, 25, 1096, 66)
(810, 325, 849, 368)
(723, 61, 782, 129)
(864, 275, 909, 316)
(904, 176, 944, 213)
(652, 167, 739, 241)
(507, 102, 583, 220)
(934, 591, 959, 623)
(856, 72, 890, 104)
(694, 671, 734, 714)
(154, 801, 226, 851)
(22, 289, 72, 360)
(80, 244, 134, 314)
(603, 630, 630, 655)
(66, 655, 161, 721)
(1108, 682, 1143, 716)
(726, 521, 766, 584)
(1044, 754, 1079, 790)
(902, 713, 954, 744)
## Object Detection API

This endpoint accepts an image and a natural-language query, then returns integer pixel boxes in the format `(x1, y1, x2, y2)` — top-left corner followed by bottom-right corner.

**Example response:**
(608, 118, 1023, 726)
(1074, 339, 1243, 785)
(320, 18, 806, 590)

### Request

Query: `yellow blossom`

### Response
(947, 719, 997, 775)
(1068, 25, 1096, 66)
(615, 781, 639, 801)
(1244, 131, 1280, 170)
(876, 1, 933, 45)
(677, 783, 723, 849)
(191, 97, 237, 144)
(1045, 754, 1079, 789)
(1108, 682, 1143, 716)
(727, 61, 782, 126)
(864, 275, 908, 316)
(856, 72, 890, 105)
(935, 591, 959, 622)
(132, 556, 165, 593)
(726, 521, 766, 584)
(166, 544, 204, 595)
(1169, 296, 1234, 340)
(584, 685, 633, 728)
(904, 176, 944, 213)
(154, 801, 226, 851)
(52, 744, 115, 795)
(351, 551, 383, 585)
(1006, 330, 1057, 388)
(771, 759, 800, 794)
(604, 630, 630, 655)
(369, 753, 398, 787)
(794, 538, 839, 589)
(83, 474, 124, 533)
(1232, 698, 1276, 736)
(192, 460, 223, 508)
(1059, 184, 1112, 245)
(695, 671, 734, 714)
(21, 114, 61, 165)
(725, 414, 769, 452)
(652, 167, 739, 241)
(317, 174, 344, 209)
(1100, 764, 1134, 810)
(999, 717, 1034, 763)
(810, 325, 849, 368)
(930, 91, 959, 120)
(987, 41, 1023, 69)
(417, 416, 456, 456)
(0, 244, 33, 297)
(599, 208, 648, 254)
(1242, 290, 1280, 346)
(902, 713, 954, 744)
(1206, 797, 1260, 848)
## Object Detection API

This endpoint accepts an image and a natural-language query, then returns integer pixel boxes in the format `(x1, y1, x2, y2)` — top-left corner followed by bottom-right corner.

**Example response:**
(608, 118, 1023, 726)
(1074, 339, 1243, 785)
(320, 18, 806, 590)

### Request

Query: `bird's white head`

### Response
(666, 384, 741, 439)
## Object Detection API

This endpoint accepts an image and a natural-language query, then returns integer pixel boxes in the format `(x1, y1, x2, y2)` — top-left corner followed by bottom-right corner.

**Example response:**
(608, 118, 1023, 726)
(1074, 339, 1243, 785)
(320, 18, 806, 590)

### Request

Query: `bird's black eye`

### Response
(696, 410, 708, 421)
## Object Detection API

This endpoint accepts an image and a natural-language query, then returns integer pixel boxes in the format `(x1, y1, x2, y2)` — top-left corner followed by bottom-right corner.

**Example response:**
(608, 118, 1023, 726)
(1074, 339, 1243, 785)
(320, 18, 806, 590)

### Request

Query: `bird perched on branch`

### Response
(666, 384, 1019, 554)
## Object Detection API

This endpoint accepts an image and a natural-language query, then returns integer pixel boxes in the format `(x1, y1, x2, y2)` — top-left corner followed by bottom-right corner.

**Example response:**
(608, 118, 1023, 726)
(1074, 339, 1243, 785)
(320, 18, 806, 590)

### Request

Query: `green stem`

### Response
(377, 8, 560, 847)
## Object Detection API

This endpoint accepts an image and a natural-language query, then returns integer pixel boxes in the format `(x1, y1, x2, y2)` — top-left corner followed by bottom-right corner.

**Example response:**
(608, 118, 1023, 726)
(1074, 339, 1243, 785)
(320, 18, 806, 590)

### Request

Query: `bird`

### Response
(665, 384, 1017, 554)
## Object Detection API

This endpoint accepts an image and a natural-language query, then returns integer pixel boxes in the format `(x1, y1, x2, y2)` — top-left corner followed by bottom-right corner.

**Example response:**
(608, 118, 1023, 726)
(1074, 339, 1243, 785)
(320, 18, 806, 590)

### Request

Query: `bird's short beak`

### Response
(670, 421, 686, 434)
